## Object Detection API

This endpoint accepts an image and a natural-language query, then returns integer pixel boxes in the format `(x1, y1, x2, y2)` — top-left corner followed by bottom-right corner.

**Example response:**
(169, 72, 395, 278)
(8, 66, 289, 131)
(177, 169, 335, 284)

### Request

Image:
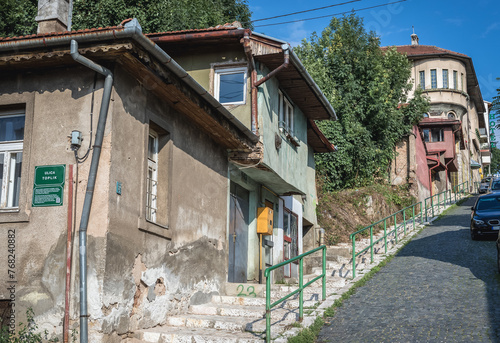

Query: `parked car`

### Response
(489, 178, 500, 193)
(470, 193, 500, 240)
(479, 177, 492, 193)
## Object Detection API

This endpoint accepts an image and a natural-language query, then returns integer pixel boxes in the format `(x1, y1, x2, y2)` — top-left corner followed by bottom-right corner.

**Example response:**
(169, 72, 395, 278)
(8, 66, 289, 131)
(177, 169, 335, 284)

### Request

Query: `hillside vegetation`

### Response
(317, 180, 416, 245)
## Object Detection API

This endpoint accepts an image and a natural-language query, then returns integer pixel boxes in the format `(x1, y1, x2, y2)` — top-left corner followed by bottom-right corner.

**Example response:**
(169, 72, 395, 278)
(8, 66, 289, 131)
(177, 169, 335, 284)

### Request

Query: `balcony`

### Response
(480, 142, 490, 150)
(479, 128, 488, 143)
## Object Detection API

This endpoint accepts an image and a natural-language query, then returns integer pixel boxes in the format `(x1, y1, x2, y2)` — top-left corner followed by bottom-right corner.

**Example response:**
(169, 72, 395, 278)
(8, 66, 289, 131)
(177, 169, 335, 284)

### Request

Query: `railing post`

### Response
(394, 214, 398, 244)
(412, 205, 415, 230)
(431, 196, 435, 218)
(370, 226, 374, 263)
(403, 209, 407, 235)
(322, 246, 326, 301)
(266, 271, 271, 343)
(420, 201, 423, 225)
(352, 237, 356, 279)
(384, 219, 388, 254)
(299, 258, 303, 321)
(425, 198, 428, 222)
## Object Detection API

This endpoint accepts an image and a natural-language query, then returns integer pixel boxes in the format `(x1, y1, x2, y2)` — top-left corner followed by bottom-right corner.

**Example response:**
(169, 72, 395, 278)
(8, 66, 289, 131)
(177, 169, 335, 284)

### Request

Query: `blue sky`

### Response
(249, 0, 500, 103)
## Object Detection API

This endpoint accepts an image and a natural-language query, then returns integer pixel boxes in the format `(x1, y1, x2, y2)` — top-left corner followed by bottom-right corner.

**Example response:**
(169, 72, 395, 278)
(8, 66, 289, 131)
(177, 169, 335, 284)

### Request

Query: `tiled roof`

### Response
(146, 22, 241, 38)
(0, 20, 243, 43)
(384, 45, 469, 58)
(0, 24, 125, 42)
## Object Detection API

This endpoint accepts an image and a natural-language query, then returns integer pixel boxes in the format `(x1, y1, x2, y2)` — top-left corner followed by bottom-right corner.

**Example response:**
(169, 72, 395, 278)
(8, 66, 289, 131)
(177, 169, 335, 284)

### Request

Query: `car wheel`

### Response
(470, 229, 477, 240)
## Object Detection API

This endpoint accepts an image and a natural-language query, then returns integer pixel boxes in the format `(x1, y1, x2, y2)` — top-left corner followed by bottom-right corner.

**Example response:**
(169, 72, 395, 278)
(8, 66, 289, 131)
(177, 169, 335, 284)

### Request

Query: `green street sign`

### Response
(34, 165, 65, 186)
(33, 165, 65, 207)
(33, 186, 64, 206)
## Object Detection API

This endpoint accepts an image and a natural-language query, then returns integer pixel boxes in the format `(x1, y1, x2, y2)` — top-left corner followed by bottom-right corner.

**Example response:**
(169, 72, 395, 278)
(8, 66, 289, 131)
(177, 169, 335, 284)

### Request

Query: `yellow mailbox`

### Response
(257, 207, 273, 235)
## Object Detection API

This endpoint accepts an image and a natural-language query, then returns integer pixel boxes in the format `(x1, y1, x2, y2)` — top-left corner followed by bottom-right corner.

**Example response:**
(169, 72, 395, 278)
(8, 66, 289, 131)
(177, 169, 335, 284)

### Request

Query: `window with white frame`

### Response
(442, 69, 449, 88)
(423, 128, 444, 142)
(419, 71, 425, 89)
(146, 129, 158, 222)
(0, 109, 25, 209)
(278, 90, 294, 136)
(214, 67, 247, 105)
(430, 69, 437, 89)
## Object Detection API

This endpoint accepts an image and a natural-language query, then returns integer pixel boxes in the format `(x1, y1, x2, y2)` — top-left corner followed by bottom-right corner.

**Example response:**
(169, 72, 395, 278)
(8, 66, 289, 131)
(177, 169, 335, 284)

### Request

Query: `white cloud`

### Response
(282, 21, 309, 47)
(482, 22, 500, 37)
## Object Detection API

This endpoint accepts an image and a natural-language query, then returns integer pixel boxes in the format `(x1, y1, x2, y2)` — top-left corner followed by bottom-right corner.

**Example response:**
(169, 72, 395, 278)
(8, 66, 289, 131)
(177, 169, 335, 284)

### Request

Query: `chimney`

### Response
(36, 0, 71, 34)
(411, 26, 419, 46)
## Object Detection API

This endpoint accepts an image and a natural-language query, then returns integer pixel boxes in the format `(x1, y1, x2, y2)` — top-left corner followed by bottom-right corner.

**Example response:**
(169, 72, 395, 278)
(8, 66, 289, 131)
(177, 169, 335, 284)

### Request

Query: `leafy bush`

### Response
(0, 308, 59, 343)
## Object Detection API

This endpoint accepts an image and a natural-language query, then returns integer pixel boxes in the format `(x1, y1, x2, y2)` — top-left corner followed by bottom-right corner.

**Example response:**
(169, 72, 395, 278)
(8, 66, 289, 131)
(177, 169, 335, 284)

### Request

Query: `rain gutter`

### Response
(242, 32, 259, 135)
(242, 34, 289, 135)
(251, 32, 337, 121)
(427, 152, 441, 197)
(253, 45, 289, 87)
(70, 39, 113, 343)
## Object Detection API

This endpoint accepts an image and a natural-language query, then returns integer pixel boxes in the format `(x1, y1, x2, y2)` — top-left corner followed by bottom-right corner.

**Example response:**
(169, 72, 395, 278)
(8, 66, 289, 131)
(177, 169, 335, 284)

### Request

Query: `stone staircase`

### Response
(129, 220, 427, 342)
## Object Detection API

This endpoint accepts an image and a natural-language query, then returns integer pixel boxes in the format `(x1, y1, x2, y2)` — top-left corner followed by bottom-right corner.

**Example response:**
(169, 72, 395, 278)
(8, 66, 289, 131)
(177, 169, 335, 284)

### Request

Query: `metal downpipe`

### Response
(70, 39, 113, 343)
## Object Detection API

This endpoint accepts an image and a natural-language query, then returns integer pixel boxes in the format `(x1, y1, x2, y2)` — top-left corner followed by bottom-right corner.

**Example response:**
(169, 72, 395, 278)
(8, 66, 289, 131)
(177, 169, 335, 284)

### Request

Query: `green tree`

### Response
(71, 0, 252, 33)
(0, 0, 252, 37)
(491, 147, 500, 174)
(0, 0, 38, 37)
(295, 14, 429, 191)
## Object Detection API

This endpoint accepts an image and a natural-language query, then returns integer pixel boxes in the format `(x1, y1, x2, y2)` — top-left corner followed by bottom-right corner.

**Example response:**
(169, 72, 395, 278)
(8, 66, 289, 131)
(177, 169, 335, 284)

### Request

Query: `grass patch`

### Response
(287, 317, 324, 343)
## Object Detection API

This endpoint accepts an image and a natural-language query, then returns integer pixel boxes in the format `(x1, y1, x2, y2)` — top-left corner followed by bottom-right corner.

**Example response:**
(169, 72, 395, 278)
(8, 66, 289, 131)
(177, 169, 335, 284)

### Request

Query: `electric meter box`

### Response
(257, 207, 273, 235)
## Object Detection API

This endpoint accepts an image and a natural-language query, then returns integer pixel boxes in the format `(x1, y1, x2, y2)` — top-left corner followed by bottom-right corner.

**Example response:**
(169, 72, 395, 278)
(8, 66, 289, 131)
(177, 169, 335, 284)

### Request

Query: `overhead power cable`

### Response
(254, 0, 407, 28)
(251, 0, 363, 23)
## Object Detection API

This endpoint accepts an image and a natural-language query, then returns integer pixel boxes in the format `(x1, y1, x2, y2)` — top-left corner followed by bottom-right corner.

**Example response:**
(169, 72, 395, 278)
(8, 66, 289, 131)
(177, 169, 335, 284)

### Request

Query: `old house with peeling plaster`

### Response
(0, 1, 336, 342)
(147, 24, 337, 285)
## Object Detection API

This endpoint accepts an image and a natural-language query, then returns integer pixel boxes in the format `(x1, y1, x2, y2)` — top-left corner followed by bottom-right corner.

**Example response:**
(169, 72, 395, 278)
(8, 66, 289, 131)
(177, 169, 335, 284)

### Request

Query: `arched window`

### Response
(423, 113, 429, 118)
(448, 112, 456, 119)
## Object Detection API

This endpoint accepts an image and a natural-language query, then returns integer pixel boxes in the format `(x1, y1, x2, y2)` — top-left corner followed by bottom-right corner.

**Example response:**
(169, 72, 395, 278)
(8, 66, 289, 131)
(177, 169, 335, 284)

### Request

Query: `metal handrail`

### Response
(349, 181, 470, 279)
(264, 245, 326, 343)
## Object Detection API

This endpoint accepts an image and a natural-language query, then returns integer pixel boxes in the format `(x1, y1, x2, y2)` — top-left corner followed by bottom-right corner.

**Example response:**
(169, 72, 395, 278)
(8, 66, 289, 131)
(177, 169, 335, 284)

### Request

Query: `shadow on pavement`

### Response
(396, 195, 500, 342)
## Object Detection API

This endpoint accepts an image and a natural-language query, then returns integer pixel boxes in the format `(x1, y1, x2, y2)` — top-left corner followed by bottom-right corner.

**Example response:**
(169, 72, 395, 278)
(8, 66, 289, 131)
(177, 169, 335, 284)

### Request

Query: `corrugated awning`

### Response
(471, 159, 481, 169)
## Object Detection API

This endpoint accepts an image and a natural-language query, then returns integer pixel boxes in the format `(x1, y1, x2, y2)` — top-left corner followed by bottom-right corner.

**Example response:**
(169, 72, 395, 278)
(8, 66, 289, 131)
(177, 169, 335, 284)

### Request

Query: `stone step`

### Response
(189, 302, 300, 321)
(164, 313, 294, 336)
(211, 295, 318, 309)
(133, 326, 264, 343)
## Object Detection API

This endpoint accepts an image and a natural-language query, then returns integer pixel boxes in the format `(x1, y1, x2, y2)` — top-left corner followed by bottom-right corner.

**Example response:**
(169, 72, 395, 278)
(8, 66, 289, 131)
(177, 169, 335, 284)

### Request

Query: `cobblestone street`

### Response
(318, 196, 500, 343)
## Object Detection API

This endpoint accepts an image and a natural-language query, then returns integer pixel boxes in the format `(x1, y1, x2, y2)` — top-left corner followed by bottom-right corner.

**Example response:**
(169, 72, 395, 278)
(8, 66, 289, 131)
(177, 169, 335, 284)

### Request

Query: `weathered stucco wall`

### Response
(0, 62, 232, 341)
(0, 67, 111, 338)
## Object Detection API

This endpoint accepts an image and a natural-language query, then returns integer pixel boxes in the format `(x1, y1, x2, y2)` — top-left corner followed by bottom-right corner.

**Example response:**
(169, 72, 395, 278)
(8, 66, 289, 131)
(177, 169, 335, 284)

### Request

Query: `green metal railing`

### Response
(264, 245, 326, 343)
(350, 181, 470, 279)
(349, 202, 422, 279)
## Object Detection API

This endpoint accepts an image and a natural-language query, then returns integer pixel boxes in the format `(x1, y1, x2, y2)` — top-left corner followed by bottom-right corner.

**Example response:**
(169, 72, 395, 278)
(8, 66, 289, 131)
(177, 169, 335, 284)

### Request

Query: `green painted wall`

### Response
(172, 50, 252, 129)
(256, 64, 317, 225)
